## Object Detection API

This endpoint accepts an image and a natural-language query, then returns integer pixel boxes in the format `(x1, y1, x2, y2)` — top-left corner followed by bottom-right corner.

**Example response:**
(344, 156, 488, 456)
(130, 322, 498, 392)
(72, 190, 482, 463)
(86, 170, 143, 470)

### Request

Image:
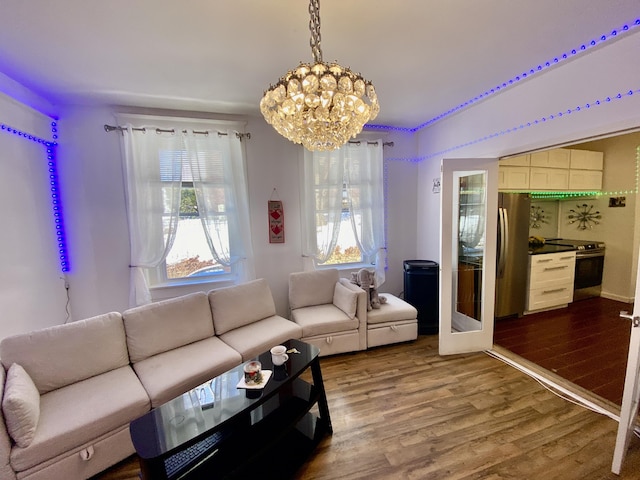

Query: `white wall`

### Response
(416, 31, 640, 282)
(56, 106, 132, 318)
(0, 87, 68, 340)
(46, 106, 419, 323)
(383, 130, 420, 296)
(557, 134, 640, 301)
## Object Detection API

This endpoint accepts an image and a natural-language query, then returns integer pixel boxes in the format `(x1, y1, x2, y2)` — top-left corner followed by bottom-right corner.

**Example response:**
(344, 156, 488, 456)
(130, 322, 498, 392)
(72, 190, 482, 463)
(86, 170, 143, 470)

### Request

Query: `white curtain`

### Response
(185, 130, 255, 282)
(121, 127, 183, 306)
(301, 141, 386, 285)
(120, 120, 255, 306)
(346, 142, 387, 286)
(301, 149, 344, 269)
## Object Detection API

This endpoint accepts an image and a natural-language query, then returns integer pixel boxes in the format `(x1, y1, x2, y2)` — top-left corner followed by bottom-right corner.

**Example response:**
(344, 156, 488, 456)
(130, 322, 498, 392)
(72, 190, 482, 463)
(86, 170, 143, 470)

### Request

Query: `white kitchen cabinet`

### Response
(529, 167, 569, 190)
(526, 251, 576, 313)
(569, 169, 603, 190)
(498, 165, 529, 190)
(500, 154, 530, 166)
(499, 148, 603, 191)
(568, 149, 604, 190)
(570, 149, 604, 170)
(530, 149, 571, 169)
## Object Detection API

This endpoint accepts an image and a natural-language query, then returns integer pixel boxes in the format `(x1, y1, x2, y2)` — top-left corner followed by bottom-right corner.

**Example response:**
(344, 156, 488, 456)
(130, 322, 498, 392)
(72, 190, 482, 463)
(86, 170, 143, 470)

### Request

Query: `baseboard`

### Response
(600, 291, 634, 304)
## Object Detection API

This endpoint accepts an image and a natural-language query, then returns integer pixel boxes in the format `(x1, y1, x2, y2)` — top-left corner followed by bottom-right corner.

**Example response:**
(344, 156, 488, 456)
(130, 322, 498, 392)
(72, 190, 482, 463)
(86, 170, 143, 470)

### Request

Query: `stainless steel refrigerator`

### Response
(495, 192, 531, 318)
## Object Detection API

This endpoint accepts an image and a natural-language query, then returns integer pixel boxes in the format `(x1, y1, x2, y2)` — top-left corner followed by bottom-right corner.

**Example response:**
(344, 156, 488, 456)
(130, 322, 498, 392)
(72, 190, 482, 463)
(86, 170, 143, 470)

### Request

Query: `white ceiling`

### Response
(0, 1, 638, 129)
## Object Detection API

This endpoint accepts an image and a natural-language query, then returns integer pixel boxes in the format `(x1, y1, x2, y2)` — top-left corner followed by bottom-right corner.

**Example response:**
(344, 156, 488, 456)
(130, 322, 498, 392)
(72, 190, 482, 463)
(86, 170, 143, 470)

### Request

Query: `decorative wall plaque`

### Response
(268, 199, 285, 243)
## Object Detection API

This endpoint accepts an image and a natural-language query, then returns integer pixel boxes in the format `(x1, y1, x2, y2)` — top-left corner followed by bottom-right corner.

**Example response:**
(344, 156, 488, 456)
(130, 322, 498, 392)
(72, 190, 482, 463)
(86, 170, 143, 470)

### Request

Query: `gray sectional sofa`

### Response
(0, 273, 418, 480)
(0, 278, 301, 480)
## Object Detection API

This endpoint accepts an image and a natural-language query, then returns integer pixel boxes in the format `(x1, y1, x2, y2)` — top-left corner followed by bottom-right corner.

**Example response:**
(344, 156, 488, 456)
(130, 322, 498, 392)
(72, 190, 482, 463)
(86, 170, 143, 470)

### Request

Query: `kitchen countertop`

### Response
(528, 244, 577, 255)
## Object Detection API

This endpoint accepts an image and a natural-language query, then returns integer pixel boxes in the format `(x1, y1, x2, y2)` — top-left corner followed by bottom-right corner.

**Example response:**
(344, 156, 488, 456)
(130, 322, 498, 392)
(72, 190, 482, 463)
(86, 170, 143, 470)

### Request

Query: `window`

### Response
(159, 150, 230, 282)
(118, 114, 254, 305)
(301, 141, 387, 283)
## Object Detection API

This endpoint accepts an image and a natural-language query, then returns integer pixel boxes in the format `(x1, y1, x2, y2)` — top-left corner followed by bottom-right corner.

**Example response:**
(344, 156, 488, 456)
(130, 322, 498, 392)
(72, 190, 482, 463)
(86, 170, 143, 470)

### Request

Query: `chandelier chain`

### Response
(309, 0, 323, 63)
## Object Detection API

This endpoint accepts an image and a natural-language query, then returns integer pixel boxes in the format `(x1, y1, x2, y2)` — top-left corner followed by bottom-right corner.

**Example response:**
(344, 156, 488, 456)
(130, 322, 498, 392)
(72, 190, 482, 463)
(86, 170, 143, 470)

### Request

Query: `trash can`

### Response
(403, 260, 439, 335)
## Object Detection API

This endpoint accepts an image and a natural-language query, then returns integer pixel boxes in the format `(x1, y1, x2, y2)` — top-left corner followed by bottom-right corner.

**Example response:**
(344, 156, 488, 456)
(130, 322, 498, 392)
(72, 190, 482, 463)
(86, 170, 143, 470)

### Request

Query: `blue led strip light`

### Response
(368, 17, 640, 133)
(0, 121, 69, 273)
(386, 87, 640, 163)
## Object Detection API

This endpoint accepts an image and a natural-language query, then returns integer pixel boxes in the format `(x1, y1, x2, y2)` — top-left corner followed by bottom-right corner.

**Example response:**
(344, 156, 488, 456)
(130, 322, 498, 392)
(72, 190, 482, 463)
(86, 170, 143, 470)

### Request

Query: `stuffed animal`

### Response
(351, 268, 387, 310)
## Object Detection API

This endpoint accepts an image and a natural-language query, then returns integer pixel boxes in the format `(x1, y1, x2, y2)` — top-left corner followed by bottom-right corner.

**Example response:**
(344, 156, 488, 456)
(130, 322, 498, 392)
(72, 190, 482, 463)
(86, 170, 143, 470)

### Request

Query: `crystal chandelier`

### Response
(260, 0, 380, 151)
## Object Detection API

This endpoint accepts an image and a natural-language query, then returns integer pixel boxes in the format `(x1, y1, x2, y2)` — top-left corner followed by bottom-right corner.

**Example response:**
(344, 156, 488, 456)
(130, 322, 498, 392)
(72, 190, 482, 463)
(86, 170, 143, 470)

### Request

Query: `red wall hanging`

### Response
(268, 193, 285, 243)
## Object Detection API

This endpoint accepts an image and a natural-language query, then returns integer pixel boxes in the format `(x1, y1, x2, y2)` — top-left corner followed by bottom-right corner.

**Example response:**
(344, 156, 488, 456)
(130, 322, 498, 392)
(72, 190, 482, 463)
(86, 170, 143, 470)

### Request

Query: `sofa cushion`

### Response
(9, 366, 149, 473)
(0, 367, 15, 480)
(289, 269, 339, 310)
(290, 304, 359, 338)
(132, 336, 242, 408)
(366, 294, 418, 325)
(333, 282, 357, 319)
(209, 279, 277, 335)
(217, 315, 303, 361)
(123, 292, 215, 364)
(2, 364, 40, 448)
(0, 312, 129, 395)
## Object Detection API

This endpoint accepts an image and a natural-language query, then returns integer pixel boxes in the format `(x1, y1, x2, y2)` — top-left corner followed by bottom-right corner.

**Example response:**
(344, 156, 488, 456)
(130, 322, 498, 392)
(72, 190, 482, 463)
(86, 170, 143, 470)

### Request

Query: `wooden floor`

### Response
(95, 335, 640, 480)
(494, 297, 633, 406)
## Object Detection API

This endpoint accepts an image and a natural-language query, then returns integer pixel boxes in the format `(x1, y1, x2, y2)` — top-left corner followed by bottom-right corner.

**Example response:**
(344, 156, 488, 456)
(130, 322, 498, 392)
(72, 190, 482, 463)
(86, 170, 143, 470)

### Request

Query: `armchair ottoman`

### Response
(366, 294, 418, 348)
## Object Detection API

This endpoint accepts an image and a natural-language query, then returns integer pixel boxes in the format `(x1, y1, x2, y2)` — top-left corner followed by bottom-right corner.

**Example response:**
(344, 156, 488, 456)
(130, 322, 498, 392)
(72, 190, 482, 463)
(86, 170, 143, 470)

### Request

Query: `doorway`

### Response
(493, 131, 640, 406)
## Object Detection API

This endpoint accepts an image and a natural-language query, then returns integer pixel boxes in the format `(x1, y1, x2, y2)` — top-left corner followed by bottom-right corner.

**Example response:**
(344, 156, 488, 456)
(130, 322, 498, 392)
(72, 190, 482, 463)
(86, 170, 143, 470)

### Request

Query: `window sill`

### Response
(149, 275, 236, 301)
(318, 262, 374, 273)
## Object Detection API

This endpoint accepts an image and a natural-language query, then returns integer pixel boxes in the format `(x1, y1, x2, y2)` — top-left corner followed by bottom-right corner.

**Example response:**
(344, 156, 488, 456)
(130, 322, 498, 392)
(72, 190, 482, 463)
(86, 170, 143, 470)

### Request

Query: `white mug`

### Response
(270, 345, 289, 366)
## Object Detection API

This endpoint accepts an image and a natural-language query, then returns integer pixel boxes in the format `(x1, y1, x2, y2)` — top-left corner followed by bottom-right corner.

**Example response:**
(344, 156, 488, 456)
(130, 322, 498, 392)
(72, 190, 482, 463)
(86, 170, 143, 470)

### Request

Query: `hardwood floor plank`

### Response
(494, 297, 632, 405)
(95, 336, 640, 480)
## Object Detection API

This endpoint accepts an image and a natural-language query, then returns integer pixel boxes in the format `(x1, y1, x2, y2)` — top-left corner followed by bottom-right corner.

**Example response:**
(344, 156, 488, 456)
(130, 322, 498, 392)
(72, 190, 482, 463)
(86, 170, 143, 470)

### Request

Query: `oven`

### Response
(544, 239, 605, 301)
(573, 248, 605, 299)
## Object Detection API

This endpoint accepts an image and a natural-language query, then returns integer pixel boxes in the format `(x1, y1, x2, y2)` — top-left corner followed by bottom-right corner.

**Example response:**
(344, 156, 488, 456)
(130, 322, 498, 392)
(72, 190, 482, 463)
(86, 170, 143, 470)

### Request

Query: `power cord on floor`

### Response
(484, 349, 640, 438)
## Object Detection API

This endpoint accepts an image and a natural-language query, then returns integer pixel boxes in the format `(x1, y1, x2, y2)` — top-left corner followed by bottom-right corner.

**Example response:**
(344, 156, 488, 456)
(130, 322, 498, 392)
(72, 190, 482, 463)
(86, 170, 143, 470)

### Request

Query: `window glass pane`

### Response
(164, 185, 229, 279)
(166, 218, 217, 278)
(318, 210, 362, 265)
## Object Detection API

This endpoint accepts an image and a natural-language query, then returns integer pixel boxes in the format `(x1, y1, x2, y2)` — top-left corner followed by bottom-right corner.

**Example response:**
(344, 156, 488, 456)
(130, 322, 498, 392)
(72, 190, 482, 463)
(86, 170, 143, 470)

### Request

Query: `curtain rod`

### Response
(103, 124, 251, 140)
(348, 140, 394, 147)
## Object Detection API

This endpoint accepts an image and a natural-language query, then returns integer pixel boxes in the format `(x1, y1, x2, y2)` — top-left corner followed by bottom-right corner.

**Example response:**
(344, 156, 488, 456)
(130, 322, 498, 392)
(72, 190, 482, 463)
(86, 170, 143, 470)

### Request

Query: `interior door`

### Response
(611, 257, 640, 474)
(439, 158, 498, 355)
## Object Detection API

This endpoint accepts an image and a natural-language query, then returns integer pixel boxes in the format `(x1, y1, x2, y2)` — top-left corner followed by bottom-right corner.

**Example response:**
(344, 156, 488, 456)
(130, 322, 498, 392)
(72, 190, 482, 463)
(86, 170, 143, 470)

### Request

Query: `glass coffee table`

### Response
(129, 339, 332, 479)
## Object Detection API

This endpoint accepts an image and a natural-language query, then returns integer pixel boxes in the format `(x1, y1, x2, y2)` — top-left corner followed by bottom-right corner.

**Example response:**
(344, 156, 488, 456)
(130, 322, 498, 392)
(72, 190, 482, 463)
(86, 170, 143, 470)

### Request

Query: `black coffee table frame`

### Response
(130, 339, 332, 479)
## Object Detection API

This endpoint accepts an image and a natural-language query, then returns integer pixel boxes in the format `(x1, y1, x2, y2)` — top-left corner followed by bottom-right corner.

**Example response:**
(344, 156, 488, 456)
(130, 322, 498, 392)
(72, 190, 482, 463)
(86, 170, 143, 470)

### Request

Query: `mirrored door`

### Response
(440, 158, 498, 355)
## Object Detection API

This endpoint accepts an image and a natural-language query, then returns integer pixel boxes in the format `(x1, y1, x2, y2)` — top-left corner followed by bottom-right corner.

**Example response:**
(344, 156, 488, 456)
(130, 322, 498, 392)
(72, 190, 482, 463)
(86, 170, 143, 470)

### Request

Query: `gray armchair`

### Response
(288, 269, 367, 356)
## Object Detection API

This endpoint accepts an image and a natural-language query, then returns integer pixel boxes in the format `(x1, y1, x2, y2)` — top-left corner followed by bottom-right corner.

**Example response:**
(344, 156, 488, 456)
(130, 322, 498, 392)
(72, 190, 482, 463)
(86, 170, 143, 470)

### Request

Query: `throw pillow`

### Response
(2, 363, 40, 448)
(333, 282, 358, 319)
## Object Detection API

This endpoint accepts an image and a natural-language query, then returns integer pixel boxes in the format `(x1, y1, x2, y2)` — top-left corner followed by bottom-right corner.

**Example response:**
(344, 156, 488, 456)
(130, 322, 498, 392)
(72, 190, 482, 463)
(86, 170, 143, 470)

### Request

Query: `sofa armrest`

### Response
(0, 367, 18, 480)
(338, 278, 368, 350)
